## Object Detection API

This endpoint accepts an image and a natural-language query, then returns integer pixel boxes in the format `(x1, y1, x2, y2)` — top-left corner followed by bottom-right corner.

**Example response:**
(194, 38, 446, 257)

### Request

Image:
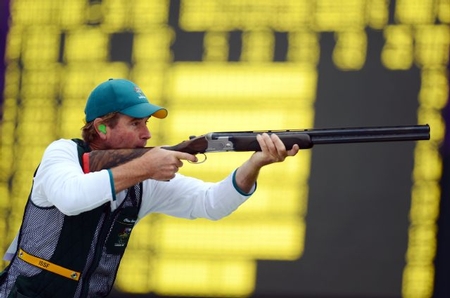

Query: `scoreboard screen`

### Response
(0, 0, 448, 297)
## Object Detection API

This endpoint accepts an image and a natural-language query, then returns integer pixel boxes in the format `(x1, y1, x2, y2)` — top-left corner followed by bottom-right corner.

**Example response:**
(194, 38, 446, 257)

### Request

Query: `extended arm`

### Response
(234, 133, 300, 193)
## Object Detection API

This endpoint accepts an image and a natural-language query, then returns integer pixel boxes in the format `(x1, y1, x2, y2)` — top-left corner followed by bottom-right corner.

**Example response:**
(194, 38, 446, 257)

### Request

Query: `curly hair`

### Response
(81, 112, 120, 143)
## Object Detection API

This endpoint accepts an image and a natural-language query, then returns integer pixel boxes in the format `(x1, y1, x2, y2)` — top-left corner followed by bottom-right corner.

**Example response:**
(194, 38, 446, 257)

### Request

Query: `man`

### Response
(0, 78, 299, 297)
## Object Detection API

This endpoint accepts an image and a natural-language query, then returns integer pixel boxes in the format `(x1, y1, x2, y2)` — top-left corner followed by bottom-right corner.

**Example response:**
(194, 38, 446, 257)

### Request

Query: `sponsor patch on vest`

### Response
(115, 226, 132, 247)
(106, 208, 138, 255)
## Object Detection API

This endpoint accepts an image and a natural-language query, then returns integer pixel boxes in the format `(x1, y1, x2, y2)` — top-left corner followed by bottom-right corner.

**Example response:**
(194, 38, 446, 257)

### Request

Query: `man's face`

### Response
(104, 114, 151, 149)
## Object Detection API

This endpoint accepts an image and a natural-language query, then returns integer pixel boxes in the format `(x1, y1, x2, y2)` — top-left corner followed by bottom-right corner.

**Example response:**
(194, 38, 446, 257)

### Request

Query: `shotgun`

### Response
(82, 124, 430, 173)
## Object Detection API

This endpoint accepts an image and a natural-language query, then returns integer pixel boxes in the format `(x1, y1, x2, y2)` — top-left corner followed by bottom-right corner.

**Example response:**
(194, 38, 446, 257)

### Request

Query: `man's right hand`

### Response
(139, 147, 198, 181)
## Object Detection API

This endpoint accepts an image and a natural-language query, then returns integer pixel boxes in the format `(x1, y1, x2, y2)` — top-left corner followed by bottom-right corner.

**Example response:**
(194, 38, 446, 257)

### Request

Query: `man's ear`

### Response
(93, 119, 107, 139)
(98, 124, 107, 134)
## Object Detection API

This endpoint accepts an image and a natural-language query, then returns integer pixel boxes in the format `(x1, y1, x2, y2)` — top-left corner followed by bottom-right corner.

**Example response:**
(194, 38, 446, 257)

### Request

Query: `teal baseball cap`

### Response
(84, 78, 168, 122)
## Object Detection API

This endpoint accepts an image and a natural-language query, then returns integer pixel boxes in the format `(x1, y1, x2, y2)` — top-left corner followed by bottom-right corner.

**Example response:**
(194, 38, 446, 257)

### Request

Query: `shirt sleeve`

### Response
(138, 170, 256, 220)
(32, 139, 256, 220)
(31, 139, 114, 215)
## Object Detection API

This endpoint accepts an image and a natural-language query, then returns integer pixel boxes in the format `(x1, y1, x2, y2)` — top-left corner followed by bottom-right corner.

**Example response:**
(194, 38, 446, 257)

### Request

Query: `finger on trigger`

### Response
(177, 151, 198, 163)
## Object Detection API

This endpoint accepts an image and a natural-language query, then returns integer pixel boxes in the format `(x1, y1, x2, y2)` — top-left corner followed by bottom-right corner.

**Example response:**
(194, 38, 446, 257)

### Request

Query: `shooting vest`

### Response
(0, 139, 142, 297)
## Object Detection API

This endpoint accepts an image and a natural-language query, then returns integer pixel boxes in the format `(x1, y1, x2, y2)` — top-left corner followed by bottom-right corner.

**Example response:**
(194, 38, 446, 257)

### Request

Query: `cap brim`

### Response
(151, 108, 168, 119)
(120, 102, 168, 119)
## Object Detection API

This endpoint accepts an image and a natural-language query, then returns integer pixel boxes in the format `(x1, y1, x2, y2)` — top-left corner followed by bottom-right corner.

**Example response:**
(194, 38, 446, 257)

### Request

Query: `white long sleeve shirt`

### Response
(4, 139, 255, 260)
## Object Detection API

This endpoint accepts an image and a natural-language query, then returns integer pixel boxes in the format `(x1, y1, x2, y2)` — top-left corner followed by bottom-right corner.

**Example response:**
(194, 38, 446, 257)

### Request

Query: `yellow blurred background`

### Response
(0, 0, 448, 297)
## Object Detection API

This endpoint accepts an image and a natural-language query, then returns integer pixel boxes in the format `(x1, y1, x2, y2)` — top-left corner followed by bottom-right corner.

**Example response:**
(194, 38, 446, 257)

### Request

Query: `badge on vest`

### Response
(106, 207, 138, 255)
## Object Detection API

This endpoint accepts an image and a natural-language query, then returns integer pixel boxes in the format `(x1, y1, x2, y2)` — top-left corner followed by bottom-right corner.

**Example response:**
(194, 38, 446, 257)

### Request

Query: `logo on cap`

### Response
(134, 86, 147, 99)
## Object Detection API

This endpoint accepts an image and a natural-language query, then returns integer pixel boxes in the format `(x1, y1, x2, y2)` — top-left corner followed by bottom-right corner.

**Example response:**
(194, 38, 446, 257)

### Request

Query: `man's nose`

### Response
(142, 127, 151, 139)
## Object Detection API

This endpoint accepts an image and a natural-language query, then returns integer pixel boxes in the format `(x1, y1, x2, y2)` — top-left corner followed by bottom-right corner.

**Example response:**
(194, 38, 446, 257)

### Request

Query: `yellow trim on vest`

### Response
(18, 248, 81, 281)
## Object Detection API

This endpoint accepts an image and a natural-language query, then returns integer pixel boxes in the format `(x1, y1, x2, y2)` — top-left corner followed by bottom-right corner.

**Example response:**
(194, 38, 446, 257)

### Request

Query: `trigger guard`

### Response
(189, 153, 207, 164)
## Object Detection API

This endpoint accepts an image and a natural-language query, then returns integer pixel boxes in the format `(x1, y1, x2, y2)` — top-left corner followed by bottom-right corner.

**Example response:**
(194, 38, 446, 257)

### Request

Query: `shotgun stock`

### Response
(82, 124, 430, 173)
